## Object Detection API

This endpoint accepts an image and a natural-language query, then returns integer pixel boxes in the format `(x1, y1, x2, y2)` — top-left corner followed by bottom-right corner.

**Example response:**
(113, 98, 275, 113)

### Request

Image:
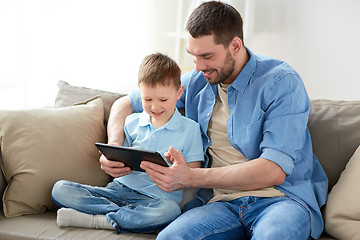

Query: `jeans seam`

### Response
(195, 224, 241, 240)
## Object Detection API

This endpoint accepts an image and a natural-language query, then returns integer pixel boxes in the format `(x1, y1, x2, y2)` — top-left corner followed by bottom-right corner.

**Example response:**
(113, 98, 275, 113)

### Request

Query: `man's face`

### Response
(187, 34, 236, 85)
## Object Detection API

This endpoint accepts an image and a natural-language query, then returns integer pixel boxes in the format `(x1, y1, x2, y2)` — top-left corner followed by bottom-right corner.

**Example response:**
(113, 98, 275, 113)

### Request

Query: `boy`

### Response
(51, 53, 204, 233)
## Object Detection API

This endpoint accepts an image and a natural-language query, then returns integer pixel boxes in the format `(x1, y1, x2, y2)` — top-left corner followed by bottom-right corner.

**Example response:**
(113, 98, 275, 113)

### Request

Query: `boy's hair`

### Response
(138, 53, 181, 89)
(186, 1, 244, 47)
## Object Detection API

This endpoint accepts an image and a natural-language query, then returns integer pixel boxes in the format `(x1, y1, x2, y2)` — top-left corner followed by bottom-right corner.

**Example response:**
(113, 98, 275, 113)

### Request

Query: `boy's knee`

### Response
(51, 180, 72, 206)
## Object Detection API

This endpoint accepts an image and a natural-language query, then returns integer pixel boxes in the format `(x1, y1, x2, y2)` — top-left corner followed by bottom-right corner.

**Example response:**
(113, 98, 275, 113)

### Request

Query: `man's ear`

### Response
(177, 85, 184, 99)
(230, 37, 242, 55)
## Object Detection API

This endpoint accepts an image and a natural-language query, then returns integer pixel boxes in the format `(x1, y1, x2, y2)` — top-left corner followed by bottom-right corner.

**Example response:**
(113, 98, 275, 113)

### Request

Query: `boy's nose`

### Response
(151, 104, 160, 111)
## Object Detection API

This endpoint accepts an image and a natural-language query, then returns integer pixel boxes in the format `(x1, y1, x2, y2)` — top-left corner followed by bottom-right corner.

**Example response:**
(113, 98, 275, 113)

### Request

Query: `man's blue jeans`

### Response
(157, 196, 311, 240)
(51, 180, 181, 233)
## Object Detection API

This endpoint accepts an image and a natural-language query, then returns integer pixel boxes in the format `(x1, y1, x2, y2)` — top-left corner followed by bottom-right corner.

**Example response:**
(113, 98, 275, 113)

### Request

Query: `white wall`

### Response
(248, 0, 360, 100)
(0, 0, 155, 109)
(1, 0, 360, 110)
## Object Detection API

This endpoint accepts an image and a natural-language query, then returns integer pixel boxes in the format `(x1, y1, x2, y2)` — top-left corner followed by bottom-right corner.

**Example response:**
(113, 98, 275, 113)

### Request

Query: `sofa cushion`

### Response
(0, 210, 156, 240)
(0, 97, 110, 217)
(308, 99, 360, 190)
(324, 144, 360, 239)
(55, 80, 125, 126)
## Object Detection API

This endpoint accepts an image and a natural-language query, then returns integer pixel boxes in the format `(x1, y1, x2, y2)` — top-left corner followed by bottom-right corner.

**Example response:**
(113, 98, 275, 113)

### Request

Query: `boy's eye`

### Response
(144, 99, 152, 101)
(160, 99, 168, 102)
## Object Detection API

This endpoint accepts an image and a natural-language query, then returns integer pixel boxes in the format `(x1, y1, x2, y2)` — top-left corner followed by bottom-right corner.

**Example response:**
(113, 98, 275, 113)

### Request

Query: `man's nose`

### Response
(193, 56, 205, 72)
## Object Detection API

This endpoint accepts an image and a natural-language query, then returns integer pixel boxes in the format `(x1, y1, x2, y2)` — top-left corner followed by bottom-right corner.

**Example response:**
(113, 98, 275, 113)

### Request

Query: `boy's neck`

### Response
(150, 109, 176, 129)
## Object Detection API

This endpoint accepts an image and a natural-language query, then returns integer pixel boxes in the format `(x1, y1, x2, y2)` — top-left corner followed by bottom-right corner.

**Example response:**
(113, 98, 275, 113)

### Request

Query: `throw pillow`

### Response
(55, 80, 126, 126)
(0, 97, 111, 218)
(325, 144, 360, 239)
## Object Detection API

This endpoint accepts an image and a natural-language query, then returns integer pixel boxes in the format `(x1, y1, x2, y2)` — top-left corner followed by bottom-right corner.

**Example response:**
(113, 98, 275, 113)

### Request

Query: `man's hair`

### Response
(138, 53, 181, 89)
(186, 1, 244, 47)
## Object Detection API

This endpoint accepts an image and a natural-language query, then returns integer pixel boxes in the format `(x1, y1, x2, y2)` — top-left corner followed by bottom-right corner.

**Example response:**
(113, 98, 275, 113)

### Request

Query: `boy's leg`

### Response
(51, 180, 125, 214)
(107, 197, 181, 233)
(57, 208, 114, 230)
(52, 180, 180, 233)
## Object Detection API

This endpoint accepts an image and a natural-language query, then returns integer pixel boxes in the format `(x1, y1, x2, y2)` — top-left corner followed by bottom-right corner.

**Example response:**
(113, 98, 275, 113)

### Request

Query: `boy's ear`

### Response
(177, 85, 184, 99)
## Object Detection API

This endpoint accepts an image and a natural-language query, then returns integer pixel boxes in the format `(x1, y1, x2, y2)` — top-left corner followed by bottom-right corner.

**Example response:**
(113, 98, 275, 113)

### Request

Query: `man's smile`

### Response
(202, 69, 216, 79)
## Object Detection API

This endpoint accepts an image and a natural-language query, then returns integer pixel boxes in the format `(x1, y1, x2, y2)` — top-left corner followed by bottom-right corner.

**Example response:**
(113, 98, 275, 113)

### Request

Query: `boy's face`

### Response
(139, 81, 184, 127)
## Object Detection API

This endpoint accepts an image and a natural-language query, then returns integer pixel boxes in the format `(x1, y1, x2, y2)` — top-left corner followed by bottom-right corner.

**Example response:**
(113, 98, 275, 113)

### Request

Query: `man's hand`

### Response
(140, 147, 194, 192)
(99, 154, 132, 178)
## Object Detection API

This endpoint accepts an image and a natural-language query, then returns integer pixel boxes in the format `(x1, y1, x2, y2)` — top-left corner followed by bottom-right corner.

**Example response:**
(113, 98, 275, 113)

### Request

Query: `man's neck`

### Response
(234, 47, 250, 78)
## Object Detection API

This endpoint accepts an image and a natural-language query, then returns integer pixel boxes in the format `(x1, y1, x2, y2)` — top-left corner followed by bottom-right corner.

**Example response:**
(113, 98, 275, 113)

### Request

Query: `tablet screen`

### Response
(95, 143, 169, 172)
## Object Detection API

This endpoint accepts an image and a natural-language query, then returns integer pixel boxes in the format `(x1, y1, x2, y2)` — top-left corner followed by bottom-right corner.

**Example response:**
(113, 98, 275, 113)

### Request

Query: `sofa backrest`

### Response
(1, 98, 360, 205)
(308, 99, 360, 191)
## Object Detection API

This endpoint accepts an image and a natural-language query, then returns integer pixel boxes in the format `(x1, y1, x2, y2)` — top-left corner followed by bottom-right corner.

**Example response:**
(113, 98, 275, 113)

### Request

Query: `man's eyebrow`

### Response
(186, 49, 213, 57)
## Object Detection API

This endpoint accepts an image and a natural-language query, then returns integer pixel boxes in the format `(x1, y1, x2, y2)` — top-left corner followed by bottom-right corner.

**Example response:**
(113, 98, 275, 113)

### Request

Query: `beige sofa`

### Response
(1, 81, 360, 240)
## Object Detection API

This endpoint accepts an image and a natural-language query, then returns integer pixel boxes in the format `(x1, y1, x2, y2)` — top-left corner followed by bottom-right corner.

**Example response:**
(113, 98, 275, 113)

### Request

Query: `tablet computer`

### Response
(95, 143, 169, 172)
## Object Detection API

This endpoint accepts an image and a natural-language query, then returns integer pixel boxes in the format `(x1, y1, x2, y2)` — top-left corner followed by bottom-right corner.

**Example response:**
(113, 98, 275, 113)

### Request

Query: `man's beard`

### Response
(204, 52, 235, 85)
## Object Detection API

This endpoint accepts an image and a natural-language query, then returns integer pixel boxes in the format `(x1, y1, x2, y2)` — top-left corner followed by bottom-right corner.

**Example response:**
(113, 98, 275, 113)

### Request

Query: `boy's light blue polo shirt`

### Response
(116, 108, 204, 204)
(129, 48, 328, 238)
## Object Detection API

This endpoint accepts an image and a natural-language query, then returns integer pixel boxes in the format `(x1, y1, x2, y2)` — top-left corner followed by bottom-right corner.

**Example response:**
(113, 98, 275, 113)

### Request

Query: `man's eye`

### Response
(203, 55, 212, 60)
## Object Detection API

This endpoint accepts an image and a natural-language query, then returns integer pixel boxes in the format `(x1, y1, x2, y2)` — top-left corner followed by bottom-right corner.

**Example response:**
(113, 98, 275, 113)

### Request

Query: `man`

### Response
(100, 1, 328, 239)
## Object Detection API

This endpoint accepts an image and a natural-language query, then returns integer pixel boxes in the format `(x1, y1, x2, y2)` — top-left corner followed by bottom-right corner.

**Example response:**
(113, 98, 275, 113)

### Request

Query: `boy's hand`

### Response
(99, 154, 132, 178)
(140, 147, 194, 192)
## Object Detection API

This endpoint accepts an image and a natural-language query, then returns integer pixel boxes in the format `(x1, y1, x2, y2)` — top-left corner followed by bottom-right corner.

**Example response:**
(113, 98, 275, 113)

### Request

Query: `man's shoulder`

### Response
(254, 54, 299, 80)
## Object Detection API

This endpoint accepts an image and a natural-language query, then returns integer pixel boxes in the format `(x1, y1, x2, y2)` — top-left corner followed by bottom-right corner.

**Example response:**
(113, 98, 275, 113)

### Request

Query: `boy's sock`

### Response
(57, 208, 114, 230)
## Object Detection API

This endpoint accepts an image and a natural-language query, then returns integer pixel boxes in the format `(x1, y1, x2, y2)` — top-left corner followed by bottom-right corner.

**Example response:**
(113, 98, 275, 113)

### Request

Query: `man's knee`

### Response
(251, 199, 311, 240)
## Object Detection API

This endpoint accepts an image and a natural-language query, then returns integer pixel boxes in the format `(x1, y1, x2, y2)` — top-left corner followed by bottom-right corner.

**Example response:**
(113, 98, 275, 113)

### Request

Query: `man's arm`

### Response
(141, 147, 286, 193)
(99, 96, 134, 178)
(107, 96, 133, 146)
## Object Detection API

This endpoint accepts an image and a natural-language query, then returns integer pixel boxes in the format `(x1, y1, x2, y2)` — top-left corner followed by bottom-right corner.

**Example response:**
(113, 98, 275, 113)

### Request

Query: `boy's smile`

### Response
(139, 82, 184, 129)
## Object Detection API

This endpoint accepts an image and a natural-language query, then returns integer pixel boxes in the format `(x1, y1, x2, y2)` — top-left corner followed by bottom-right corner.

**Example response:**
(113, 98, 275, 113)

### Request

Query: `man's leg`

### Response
(245, 197, 311, 240)
(157, 201, 246, 240)
(157, 196, 311, 240)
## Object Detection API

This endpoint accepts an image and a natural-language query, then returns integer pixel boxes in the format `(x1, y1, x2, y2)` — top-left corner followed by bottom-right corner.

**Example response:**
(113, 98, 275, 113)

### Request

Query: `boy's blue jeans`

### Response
(51, 180, 181, 233)
(157, 196, 311, 240)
